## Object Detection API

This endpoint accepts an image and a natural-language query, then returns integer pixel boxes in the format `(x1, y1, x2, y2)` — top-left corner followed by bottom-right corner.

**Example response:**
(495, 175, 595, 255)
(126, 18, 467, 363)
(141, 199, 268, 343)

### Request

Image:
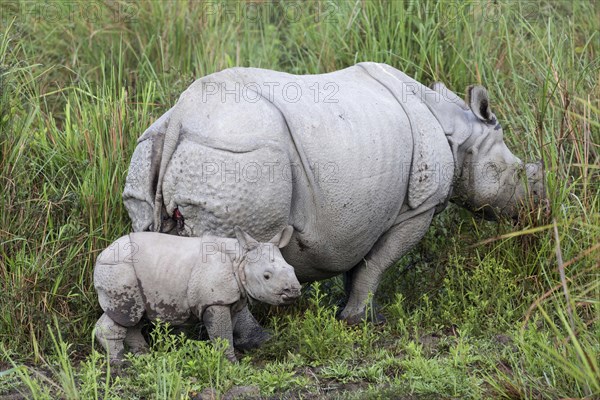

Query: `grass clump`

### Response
(437, 255, 523, 335)
(262, 282, 379, 365)
(398, 340, 485, 399)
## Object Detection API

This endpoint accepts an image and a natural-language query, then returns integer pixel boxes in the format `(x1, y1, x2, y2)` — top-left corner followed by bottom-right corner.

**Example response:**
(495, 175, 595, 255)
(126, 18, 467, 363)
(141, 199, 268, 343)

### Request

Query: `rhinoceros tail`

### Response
(123, 108, 173, 232)
(153, 105, 184, 232)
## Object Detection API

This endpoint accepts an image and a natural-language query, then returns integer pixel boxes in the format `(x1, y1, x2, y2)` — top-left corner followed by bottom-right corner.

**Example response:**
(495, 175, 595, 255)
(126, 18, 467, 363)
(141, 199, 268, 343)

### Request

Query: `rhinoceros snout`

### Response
(525, 160, 546, 200)
(280, 285, 301, 303)
(498, 160, 547, 221)
(507, 160, 549, 221)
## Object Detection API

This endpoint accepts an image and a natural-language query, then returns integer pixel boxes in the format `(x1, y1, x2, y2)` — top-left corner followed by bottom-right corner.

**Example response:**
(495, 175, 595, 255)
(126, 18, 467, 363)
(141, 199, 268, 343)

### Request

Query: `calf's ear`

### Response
(269, 225, 294, 248)
(234, 226, 259, 250)
(466, 85, 495, 124)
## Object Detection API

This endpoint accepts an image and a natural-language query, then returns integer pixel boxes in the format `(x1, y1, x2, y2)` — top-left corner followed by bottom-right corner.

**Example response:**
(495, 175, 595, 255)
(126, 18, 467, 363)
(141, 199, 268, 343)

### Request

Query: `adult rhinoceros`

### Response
(123, 62, 544, 342)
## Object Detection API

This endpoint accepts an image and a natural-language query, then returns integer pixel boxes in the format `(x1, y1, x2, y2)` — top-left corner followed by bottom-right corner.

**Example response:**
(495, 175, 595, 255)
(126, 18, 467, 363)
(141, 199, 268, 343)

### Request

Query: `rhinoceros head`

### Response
(451, 85, 545, 220)
(234, 225, 301, 305)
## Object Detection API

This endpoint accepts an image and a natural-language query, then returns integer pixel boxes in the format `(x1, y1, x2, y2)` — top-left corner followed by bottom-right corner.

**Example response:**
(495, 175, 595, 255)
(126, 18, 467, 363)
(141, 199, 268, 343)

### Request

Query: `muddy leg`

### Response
(124, 322, 149, 355)
(95, 313, 128, 363)
(340, 209, 435, 325)
(232, 305, 271, 351)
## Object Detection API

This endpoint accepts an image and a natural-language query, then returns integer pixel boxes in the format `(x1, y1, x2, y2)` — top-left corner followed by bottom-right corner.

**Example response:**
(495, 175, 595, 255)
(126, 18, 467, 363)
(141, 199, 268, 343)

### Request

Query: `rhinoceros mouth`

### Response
(279, 290, 301, 304)
(452, 197, 502, 221)
(478, 205, 502, 221)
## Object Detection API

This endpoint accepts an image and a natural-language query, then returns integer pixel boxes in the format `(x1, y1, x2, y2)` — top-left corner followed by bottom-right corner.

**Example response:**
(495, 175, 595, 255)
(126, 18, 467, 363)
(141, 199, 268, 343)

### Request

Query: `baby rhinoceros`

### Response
(93, 225, 300, 362)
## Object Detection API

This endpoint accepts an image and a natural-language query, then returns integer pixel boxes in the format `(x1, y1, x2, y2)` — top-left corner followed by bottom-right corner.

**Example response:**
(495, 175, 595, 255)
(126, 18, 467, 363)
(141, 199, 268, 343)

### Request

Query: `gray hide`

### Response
(123, 62, 545, 325)
(93, 226, 299, 362)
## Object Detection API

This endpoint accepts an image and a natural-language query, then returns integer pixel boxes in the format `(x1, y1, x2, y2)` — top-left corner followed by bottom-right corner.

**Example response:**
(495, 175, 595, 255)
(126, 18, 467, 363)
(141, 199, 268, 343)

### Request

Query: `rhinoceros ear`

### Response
(269, 225, 294, 248)
(431, 82, 468, 110)
(234, 226, 259, 251)
(466, 85, 495, 124)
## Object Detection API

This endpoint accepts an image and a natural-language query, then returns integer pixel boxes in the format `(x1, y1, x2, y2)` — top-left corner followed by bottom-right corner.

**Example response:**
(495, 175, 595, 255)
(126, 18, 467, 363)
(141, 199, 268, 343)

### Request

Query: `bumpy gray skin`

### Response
(123, 62, 545, 329)
(93, 226, 299, 362)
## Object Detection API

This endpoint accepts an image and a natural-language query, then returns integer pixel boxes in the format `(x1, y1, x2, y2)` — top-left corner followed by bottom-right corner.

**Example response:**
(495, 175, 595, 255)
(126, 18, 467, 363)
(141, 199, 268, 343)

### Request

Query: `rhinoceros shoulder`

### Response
(187, 246, 241, 316)
(355, 62, 454, 211)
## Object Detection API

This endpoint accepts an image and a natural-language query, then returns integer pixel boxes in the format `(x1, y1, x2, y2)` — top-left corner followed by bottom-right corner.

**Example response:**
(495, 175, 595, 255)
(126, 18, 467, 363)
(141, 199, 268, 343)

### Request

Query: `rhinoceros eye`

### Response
(263, 272, 271, 280)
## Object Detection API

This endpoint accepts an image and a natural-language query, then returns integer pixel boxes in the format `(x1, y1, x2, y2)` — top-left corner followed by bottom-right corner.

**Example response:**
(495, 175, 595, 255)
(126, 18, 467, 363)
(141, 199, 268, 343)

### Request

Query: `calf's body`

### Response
(94, 227, 298, 362)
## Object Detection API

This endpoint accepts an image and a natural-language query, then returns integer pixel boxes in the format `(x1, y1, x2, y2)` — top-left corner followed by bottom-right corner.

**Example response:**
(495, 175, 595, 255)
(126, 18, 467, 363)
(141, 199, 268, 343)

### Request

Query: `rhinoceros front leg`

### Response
(232, 305, 272, 351)
(203, 305, 236, 362)
(340, 208, 435, 325)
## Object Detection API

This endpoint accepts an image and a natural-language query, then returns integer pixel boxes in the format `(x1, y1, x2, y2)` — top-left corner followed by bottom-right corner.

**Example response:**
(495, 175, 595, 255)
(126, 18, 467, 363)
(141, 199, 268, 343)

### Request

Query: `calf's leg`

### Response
(203, 305, 236, 362)
(232, 305, 271, 351)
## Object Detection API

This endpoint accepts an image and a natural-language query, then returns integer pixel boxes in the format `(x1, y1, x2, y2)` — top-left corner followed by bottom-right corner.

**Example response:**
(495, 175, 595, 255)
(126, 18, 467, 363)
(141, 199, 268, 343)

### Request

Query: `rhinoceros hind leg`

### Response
(232, 305, 272, 351)
(95, 313, 128, 363)
(124, 322, 149, 355)
(339, 208, 435, 324)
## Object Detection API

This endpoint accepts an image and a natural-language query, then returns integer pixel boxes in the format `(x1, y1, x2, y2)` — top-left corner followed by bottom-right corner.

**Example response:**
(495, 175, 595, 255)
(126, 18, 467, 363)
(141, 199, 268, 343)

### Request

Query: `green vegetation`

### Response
(1, 0, 598, 398)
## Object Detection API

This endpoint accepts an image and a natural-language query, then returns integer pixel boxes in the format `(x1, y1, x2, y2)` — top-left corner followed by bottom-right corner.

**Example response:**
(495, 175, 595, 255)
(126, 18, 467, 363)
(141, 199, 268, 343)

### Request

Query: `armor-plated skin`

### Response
(93, 226, 299, 362)
(123, 62, 545, 329)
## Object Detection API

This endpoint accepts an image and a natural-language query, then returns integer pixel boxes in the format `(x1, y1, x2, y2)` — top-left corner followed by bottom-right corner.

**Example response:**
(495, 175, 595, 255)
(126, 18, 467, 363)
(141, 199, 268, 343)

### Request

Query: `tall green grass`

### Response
(1, 0, 598, 398)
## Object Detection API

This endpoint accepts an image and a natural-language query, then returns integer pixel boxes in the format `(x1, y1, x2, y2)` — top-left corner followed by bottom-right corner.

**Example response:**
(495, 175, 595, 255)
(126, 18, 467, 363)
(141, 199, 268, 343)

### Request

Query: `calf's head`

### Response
(452, 85, 546, 220)
(234, 225, 301, 305)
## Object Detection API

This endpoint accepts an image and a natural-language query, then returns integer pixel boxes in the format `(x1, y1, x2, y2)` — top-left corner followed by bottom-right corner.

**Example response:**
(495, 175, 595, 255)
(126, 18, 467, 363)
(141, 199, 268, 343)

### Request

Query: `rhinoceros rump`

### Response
(123, 62, 544, 332)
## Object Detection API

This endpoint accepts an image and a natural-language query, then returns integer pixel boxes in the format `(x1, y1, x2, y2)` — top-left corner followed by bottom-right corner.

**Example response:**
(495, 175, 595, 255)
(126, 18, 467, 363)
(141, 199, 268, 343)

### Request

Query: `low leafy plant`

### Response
(262, 282, 378, 365)
(398, 340, 485, 399)
(437, 255, 523, 335)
